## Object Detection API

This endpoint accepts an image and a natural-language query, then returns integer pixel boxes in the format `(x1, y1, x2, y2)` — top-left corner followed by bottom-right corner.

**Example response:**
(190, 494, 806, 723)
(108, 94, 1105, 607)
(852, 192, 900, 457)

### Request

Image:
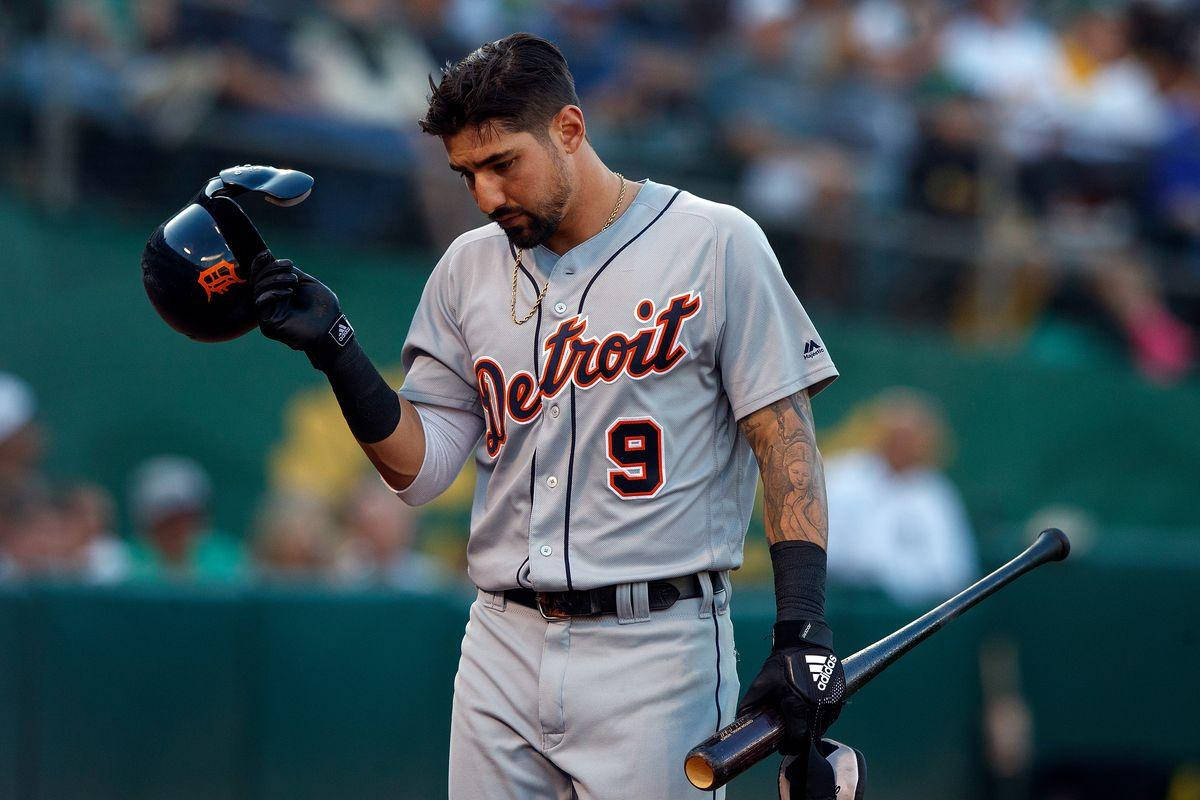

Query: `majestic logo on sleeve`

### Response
(475, 292, 702, 457)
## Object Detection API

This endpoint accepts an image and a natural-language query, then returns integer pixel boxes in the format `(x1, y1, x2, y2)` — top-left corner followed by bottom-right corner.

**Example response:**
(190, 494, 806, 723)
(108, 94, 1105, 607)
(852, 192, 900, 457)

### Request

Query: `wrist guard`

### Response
(771, 540, 828, 623)
(320, 338, 402, 444)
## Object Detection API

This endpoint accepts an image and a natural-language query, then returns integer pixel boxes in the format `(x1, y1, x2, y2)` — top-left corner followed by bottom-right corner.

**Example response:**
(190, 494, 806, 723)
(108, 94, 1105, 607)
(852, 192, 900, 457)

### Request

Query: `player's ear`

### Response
(553, 106, 586, 155)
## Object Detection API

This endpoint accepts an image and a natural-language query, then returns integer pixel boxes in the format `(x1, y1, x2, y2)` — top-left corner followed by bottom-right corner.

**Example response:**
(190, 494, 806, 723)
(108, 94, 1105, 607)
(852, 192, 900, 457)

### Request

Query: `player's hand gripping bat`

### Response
(684, 527, 1071, 791)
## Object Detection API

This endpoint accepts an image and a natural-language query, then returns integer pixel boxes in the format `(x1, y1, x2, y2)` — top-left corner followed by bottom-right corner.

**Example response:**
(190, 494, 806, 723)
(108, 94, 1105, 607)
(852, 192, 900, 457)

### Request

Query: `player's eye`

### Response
(495, 159, 515, 173)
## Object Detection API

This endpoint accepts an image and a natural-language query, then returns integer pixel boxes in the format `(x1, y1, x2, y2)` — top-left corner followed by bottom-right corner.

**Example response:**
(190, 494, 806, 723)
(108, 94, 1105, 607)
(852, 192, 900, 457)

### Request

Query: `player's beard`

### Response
(495, 149, 571, 250)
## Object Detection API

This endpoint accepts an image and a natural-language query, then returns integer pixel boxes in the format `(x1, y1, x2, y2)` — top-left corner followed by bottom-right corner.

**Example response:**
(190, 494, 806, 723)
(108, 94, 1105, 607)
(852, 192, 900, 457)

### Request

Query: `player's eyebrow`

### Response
(447, 149, 518, 174)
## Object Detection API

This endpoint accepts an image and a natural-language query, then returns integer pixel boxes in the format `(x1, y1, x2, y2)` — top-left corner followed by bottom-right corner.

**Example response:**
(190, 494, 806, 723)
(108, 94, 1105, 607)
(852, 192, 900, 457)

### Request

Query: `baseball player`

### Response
(249, 33, 857, 800)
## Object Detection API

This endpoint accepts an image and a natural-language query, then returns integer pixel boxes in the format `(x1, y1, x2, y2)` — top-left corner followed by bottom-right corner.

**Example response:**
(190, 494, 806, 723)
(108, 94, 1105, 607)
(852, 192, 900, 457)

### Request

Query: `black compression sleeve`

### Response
(770, 540, 828, 623)
(318, 339, 402, 444)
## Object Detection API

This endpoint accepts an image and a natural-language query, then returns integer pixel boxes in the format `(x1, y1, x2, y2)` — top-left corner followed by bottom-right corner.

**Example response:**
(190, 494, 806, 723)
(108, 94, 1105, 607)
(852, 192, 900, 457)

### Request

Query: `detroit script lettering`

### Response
(475, 292, 702, 457)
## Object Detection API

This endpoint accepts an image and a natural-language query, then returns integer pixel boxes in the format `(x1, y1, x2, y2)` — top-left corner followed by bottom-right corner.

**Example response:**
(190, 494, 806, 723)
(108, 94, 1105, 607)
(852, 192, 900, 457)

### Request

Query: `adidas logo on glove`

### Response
(806, 654, 838, 692)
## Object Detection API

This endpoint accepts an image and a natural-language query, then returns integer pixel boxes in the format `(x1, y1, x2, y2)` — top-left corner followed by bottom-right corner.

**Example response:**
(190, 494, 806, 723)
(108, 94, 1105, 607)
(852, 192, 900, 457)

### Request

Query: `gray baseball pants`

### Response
(448, 572, 739, 799)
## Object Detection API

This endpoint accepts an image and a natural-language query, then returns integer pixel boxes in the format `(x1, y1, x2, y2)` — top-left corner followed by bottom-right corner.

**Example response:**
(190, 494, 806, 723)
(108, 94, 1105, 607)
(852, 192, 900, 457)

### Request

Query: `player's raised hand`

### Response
(250, 252, 352, 370)
(251, 253, 297, 335)
(737, 621, 846, 756)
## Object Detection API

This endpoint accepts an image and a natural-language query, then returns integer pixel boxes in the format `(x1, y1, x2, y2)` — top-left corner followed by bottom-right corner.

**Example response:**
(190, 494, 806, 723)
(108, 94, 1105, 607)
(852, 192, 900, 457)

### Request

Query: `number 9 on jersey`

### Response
(605, 417, 665, 499)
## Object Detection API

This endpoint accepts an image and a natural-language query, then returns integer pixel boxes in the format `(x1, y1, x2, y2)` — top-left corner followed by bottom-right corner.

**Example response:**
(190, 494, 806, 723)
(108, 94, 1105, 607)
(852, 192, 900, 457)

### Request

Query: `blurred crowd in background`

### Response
(2, 0, 1198, 596)
(0, 370, 460, 589)
(2, 0, 1199, 382)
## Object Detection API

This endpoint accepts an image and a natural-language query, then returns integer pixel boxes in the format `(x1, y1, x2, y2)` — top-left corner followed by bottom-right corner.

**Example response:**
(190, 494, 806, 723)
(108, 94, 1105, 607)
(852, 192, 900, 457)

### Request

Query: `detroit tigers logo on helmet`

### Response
(197, 259, 246, 301)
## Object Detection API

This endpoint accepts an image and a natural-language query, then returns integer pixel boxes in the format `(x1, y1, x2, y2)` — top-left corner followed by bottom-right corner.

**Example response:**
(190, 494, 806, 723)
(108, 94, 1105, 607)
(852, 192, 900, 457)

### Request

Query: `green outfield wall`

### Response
(0, 548, 1197, 800)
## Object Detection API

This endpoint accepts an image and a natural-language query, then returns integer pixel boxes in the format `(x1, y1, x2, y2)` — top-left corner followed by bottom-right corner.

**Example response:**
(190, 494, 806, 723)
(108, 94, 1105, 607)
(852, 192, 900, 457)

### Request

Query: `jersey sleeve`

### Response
(717, 211, 838, 420)
(398, 251, 481, 414)
(387, 401, 484, 506)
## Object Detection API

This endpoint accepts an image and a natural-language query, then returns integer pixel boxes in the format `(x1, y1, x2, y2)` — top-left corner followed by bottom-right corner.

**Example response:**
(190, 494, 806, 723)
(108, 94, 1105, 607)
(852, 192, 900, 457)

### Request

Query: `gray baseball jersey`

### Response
(399, 179, 837, 592)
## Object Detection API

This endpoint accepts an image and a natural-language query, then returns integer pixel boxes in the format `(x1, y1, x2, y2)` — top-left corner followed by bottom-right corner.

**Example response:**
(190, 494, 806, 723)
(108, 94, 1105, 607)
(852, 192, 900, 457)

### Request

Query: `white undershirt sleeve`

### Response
(387, 402, 484, 507)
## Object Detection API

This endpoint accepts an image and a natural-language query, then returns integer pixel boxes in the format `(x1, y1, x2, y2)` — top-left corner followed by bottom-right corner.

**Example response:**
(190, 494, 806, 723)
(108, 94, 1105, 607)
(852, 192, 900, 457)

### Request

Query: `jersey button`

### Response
(546, 475, 558, 489)
(549, 404, 560, 419)
(554, 302, 567, 315)
(539, 545, 553, 557)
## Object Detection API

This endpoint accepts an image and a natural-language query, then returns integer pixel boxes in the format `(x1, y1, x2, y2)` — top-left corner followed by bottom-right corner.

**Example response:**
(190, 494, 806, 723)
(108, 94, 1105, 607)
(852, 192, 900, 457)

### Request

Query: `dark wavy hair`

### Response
(419, 33, 581, 139)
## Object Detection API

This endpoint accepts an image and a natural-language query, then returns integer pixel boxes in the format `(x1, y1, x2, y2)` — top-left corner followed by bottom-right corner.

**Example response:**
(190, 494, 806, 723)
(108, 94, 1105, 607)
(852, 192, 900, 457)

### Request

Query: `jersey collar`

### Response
(526, 180, 676, 278)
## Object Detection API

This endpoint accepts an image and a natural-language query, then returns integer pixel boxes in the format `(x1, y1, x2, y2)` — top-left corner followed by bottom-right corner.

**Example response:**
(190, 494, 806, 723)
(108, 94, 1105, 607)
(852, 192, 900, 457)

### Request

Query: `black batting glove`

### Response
(737, 620, 847, 756)
(250, 252, 354, 371)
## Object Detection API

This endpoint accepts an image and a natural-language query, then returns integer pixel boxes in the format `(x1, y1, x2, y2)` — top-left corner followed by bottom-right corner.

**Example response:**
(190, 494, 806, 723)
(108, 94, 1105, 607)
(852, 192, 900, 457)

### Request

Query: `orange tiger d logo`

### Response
(197, 259, 246, 301)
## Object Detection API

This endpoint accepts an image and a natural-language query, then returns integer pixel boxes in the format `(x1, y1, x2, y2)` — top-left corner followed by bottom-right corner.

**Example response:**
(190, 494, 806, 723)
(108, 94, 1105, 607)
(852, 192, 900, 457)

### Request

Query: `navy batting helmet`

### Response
(141, 165, 313, 342)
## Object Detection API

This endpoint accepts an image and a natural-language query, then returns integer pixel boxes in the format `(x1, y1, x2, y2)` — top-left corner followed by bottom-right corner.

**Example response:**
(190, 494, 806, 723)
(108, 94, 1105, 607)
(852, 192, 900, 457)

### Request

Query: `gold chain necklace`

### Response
(510, 173, 625, 325)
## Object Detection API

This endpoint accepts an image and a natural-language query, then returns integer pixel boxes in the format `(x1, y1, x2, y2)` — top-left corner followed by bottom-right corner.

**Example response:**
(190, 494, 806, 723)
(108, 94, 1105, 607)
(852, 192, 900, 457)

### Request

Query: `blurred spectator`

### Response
(441, 0, 509, 48)
(825, 387, 978, 605)
(1040, 3, 1166, 160)
(1146, 89, 1200, 274)
(289, 0, 436, 127)
(957, 207, 1195, 383)
(566, 5, 717, 192)
(895, 88, 990, 322)
(0, 483, 67, 581)
(706, 0, 856, 223)
(1136, 1, 1200, 315)
(841, 0, 938, 194)
(847, 0, 940, 87)
(0, 372, 45, 492)
(1090, 248, 1195, 382)
(127, 456, 244, 582)
(11, 0, 127, 130)
(334, 477, 453, 591)
(979, 636, 1033, 794)
(121, 0, 311, 153)
(0, 377, 128, 584)
(529, 0, 629, 101)
(123, 0, 226, 146)
(58, 482, 130, 584)
(251, 490, 337, 581)
(937, 0, 1061, 158)
(158, 0, 308, 114)
(400, 0, 473, 66)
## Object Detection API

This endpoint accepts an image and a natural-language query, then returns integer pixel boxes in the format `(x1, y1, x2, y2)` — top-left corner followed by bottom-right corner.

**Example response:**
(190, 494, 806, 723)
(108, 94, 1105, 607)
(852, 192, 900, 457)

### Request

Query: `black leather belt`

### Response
(505, 572, 725, 619)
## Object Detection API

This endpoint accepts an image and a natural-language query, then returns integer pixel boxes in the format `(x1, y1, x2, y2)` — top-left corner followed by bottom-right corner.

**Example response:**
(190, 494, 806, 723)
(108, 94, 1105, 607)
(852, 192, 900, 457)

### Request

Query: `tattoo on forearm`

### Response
(739, 390, 829, 548)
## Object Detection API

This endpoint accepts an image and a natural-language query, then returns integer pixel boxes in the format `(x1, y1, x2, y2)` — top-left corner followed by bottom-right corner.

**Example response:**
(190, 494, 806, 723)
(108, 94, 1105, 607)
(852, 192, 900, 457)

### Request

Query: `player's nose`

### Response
(473, 175, 507, 216)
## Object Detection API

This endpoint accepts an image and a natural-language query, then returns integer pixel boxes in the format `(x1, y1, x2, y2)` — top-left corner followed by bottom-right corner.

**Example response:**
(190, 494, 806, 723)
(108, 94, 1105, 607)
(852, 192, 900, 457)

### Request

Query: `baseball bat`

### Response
(684, 527, 1071, 791)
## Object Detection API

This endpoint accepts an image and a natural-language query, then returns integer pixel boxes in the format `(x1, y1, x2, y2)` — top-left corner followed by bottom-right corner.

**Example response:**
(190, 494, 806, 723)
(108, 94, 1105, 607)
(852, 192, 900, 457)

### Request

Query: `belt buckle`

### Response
(535, 592, 572, 620)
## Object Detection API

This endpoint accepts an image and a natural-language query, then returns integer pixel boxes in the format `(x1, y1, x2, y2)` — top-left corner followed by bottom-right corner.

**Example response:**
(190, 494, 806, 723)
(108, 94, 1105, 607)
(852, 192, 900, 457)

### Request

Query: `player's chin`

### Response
(502, 223, 543, 250)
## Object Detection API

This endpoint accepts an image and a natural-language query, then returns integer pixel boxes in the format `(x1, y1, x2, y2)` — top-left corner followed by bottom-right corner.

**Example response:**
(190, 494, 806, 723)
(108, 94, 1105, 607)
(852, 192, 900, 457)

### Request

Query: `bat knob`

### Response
(1037, 528, 1071, 561)
(684, 755, 715, 790)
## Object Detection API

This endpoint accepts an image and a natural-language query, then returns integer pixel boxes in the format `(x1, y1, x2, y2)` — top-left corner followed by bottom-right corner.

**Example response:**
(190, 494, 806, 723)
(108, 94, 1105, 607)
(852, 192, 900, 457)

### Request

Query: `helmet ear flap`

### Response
(205, 196, 270, 268)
